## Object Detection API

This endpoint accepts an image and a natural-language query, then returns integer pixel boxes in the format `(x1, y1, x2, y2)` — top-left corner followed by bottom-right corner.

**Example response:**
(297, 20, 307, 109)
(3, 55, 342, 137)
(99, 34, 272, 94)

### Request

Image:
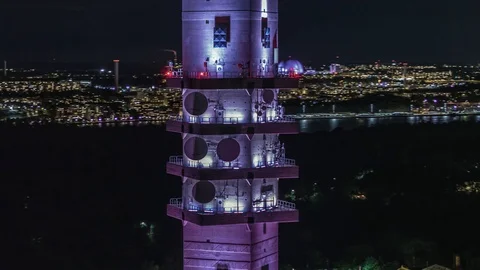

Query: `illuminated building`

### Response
(165, 0, 300, 269)
(278, 59, 305, 75)
(329, 63, 341, 74)
(113, 60, 120, 92)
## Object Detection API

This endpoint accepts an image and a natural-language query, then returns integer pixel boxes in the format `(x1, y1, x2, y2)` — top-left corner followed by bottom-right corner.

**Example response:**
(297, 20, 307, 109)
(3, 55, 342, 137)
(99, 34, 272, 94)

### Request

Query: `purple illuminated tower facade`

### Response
(166, 1, 299, 269)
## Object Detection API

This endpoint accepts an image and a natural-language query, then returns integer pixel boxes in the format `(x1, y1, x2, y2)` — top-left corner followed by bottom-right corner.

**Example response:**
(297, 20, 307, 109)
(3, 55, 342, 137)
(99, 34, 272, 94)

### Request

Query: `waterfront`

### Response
(299, 114, 480, 132)
(62, 114, 480, 133)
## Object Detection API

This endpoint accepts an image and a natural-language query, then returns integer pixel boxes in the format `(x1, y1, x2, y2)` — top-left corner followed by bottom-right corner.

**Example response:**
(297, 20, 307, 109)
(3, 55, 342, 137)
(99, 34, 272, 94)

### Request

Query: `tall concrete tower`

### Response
(166, 1, 299, 269)
(113, 59, 120, 92)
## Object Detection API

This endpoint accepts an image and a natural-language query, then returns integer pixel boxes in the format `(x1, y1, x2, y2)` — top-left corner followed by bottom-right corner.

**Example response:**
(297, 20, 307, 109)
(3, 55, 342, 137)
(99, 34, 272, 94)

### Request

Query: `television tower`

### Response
(165, 0, 300, 269)
(113, 59, 120, 92)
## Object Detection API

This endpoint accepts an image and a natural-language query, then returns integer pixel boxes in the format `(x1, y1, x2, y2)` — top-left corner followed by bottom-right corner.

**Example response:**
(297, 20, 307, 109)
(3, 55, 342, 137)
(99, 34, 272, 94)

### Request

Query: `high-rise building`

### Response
(113, 60, 120, 92)
(166, 1, 299, 269)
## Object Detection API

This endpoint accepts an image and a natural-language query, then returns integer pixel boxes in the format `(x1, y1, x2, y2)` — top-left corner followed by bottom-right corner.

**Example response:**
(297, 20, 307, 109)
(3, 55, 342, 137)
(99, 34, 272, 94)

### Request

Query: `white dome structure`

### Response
(278, 59, 305, 75)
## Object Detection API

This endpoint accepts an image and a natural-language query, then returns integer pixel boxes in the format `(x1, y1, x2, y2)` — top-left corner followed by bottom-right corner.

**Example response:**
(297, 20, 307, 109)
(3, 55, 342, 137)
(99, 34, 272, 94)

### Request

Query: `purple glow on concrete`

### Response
(183, 223, 279, 270)
(166, 0, 299, 269)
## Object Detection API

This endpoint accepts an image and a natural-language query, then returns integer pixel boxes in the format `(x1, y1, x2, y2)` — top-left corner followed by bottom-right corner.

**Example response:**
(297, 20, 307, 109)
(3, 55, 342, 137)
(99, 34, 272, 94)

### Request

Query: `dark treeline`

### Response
(3, 123, 480, 269)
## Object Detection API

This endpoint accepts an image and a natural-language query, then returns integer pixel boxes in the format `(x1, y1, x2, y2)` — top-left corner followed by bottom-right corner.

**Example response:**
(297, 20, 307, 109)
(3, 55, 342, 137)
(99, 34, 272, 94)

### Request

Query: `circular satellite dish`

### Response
(192, 181, 216, 204)
(184, 92, 208, 116)
(263, 90, 275, 103)
(184, 137, 208, 160)
(217, 138, 241, 162)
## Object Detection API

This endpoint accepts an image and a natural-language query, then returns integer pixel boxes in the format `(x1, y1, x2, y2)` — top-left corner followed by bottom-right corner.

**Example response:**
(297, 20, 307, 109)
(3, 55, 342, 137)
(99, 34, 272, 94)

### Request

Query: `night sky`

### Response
(0, 0, 478, 64)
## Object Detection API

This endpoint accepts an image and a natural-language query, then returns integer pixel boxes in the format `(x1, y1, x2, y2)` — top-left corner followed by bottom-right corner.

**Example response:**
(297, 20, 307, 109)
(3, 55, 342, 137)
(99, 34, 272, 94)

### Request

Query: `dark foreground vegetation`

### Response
(3, 122, 480, 269)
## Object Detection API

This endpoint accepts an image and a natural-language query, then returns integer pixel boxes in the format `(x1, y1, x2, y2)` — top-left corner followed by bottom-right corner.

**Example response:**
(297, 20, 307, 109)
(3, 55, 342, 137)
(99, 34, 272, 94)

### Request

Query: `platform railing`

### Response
(168, 115, 296, 124)
(169, 198, 296, 213)
(277, 200, 296, 210)
(183, 158, 242, 169)
(169, 198, 182, 208)
(168, 156, 296, 169)
(168, 156, 183, 166)
(187, 116, 240, 124)
(166, 71, 299, 79)
(255, 158, 296, 167)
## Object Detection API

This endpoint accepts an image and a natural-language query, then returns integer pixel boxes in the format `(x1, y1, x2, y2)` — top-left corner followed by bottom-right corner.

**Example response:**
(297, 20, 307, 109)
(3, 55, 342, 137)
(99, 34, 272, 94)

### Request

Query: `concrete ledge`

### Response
(166, 163, 299, 180)
(166, 120, 299, 135)
(167, 205, 299, 226)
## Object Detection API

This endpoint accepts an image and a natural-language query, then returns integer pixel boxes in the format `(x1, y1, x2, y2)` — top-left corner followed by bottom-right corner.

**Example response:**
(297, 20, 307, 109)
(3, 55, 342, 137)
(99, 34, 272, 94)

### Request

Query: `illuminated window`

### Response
(214, 16, 230, 48)
(261, 18, 270, 48)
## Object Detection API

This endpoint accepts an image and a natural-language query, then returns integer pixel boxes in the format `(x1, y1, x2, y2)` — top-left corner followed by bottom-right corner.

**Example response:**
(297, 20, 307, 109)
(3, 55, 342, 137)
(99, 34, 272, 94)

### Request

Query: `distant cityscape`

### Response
(1, 60, 480, 126)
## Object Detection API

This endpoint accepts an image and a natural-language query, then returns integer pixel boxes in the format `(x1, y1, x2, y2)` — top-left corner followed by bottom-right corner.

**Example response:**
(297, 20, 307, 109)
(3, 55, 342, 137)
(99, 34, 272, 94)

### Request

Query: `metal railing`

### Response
(255, 158, 296, 167)
(186, 116, 240, 124)
(186, 204, 241, 213)
(168, 115, 296, 124)
(277, 200, 296, 210)
(167, 71, 299, 79)
(168, 156, 296, 168)
(252, 200, 296, 212)
(169, 156, 183, 166)
(169, 115, 183, 121)
(169, 198, 182, 208)
(169, 198, 296, 213)
(169, 156, 241, 168)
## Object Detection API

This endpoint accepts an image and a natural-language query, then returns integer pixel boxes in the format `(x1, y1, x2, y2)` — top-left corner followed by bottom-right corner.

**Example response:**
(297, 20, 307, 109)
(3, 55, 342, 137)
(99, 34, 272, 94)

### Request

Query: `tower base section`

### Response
(183, 223, 279, 270)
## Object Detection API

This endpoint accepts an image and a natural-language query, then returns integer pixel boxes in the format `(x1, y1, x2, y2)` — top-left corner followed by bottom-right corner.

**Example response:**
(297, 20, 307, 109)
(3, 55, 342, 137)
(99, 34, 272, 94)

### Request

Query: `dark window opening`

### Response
(217, 263, 228, 270)
(261, 185, 273, 193)
(261, 18, 270, 48)
(263, 223, 267, 234)
(214, 16, 230, 48)
(261, 265, 269, 270)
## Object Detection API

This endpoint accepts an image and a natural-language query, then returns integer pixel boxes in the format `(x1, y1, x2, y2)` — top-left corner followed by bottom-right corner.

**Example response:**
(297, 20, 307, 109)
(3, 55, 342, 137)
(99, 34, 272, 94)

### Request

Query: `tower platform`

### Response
(166, 116, 299, 135)
(167, 156, 299, 180)
(166, 198, 298, 226)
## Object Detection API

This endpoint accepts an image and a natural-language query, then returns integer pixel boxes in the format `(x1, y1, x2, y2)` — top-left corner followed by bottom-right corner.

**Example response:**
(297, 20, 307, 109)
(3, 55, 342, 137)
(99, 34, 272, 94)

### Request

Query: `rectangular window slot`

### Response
(261, 18, 270, 48)
(214, 16, 230, 48)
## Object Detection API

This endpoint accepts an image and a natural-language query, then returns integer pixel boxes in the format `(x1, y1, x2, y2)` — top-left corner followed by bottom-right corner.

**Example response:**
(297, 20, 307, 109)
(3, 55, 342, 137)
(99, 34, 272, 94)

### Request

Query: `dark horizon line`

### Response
(2, 60, 479, 68)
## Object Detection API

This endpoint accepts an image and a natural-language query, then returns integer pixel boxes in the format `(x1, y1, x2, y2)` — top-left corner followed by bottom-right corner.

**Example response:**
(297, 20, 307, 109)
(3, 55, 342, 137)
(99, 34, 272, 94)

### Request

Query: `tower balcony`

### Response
(166, 156, 299, 180)
(166, 115, 299, 135)
(167, 198, 299, 226)
(166, 71, 299, 90)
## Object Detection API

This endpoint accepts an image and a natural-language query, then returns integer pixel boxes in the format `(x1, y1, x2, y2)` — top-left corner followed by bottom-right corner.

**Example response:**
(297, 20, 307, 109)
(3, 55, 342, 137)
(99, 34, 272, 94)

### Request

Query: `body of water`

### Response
(77, 114, 480, 132)
(299, 114, 480, 132)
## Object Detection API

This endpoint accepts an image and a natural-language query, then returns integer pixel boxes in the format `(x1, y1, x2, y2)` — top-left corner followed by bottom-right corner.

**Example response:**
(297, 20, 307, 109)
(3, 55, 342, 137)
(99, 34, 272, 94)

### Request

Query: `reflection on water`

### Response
(85, 116, 480, 133)
(80, 121, 166, 128)
(300, 115, 480, 133)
